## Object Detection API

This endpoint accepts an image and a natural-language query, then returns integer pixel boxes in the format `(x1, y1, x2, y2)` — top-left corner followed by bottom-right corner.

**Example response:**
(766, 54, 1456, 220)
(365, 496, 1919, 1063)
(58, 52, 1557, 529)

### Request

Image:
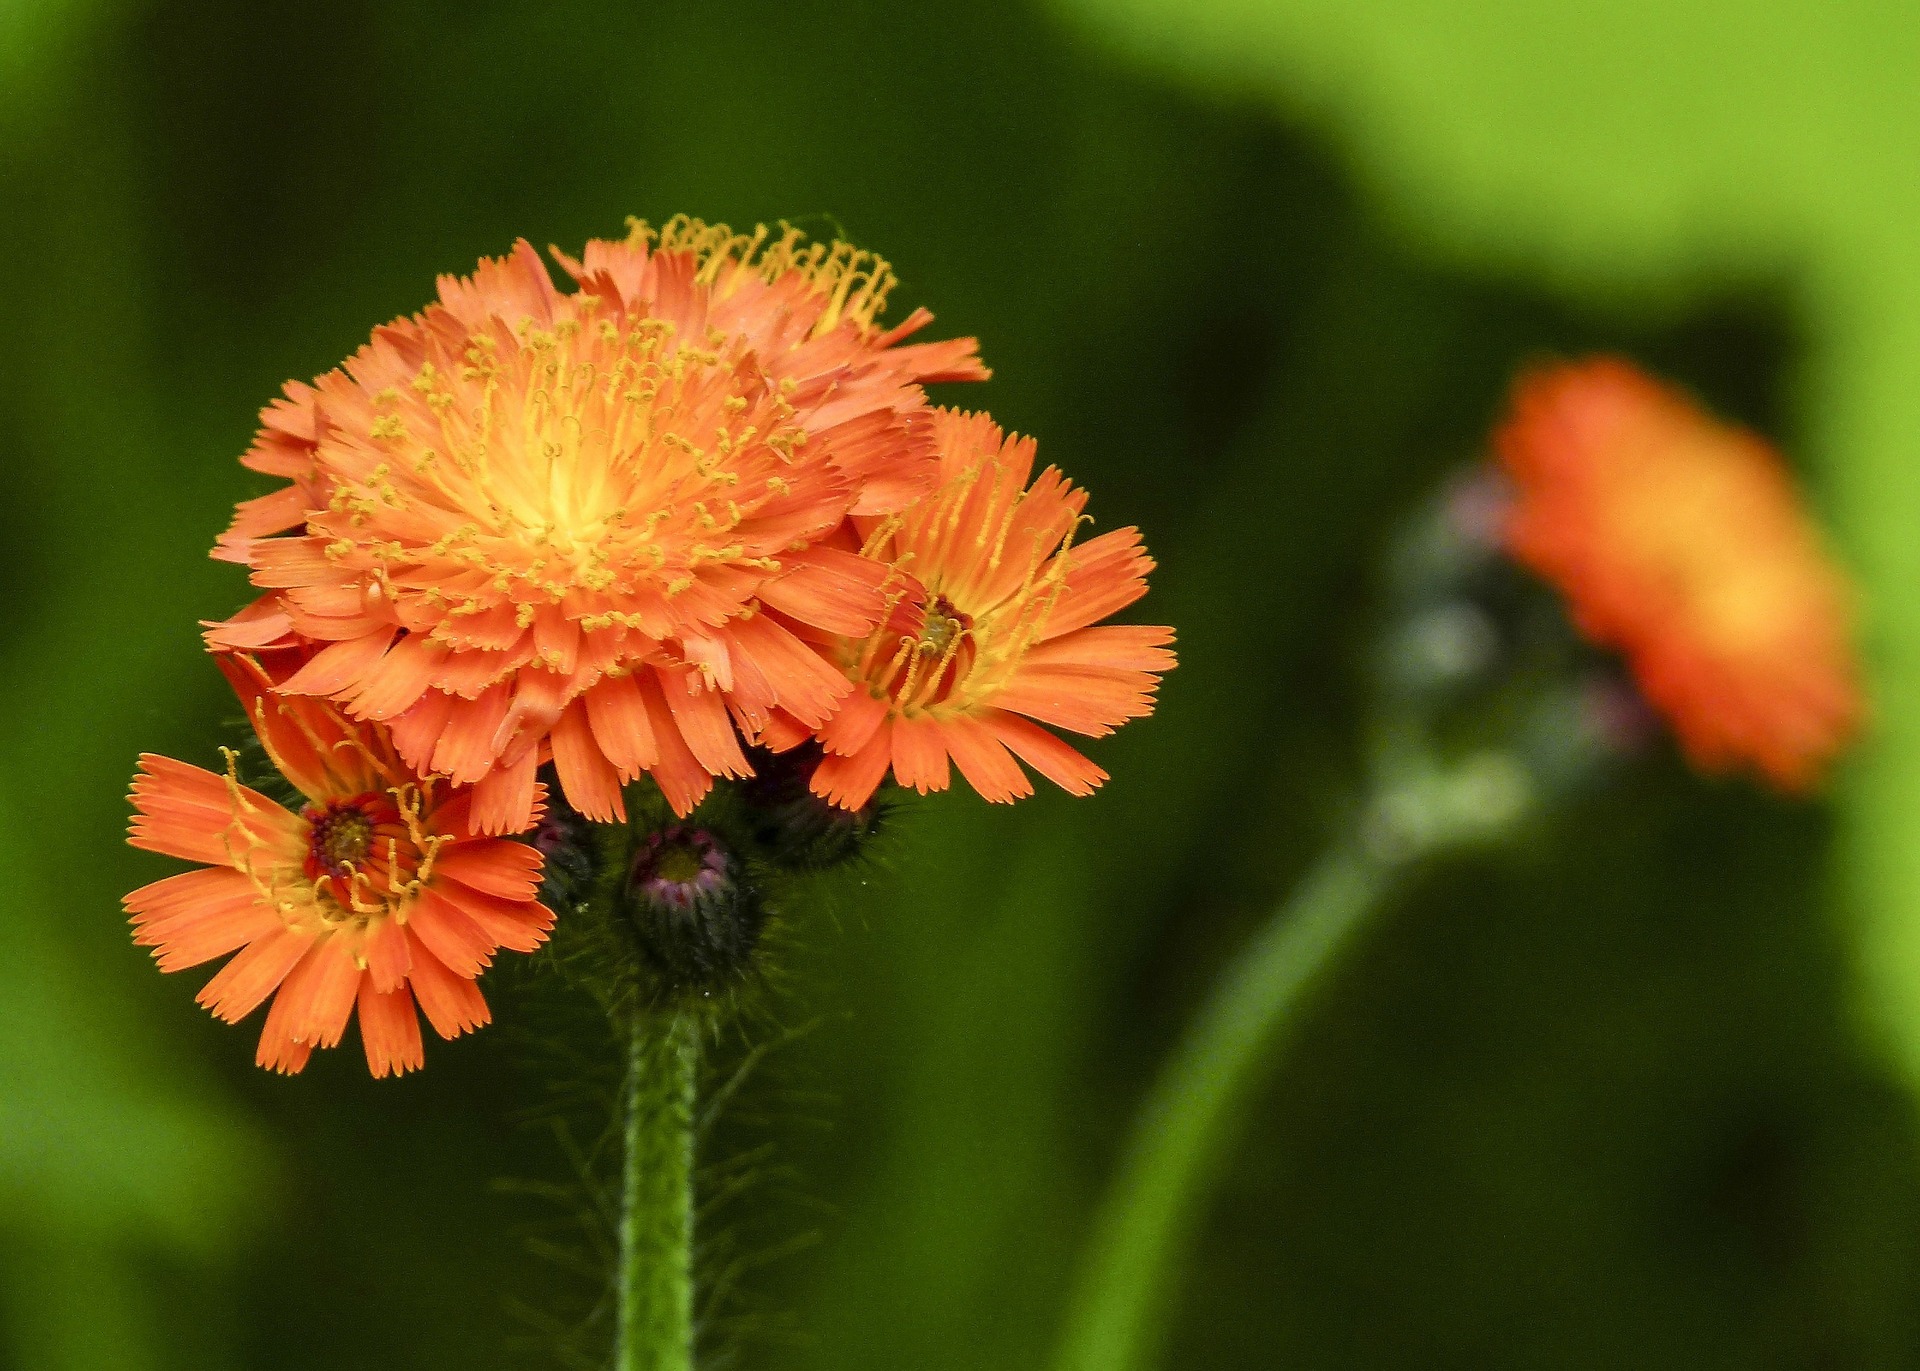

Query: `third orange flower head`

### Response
(791, 409, 1175, 809)
(1496, 357, 1863, 791)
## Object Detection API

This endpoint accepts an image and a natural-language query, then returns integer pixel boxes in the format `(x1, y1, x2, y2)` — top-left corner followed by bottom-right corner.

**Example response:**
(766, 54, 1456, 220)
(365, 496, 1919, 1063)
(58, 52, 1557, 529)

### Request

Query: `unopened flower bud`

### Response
(527, 774, 600, 910)
(740, 744, 885, 871)
(1384, 601, 1501, 695)
(625, 825, 762, 989)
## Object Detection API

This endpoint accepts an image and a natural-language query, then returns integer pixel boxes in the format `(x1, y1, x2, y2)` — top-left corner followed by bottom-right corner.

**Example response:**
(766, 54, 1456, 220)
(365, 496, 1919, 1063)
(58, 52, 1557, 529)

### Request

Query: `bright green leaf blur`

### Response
(1054, 0, 1920, 1093)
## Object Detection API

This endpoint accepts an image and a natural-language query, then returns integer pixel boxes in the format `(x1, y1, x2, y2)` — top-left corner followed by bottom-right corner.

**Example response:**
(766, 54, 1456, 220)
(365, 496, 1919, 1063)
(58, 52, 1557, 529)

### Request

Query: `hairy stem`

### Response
(1052, 844, 1393, 1371)
(614, 1007, 699, 1371)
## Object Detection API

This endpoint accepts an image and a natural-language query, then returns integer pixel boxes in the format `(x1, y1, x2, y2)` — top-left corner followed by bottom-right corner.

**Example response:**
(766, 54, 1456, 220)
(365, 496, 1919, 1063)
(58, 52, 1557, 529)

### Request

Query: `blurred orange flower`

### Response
(125, 656, 553, 1076)
(206, 218, 986, 832)
(1498, 357, 1863, 791)
(792, 409, 1174, 809)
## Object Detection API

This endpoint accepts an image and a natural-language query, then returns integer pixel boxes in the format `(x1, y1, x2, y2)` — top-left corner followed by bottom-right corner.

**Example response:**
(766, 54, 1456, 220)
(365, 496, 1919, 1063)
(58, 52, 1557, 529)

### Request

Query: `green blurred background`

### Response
(9, 1, 1920, 1367)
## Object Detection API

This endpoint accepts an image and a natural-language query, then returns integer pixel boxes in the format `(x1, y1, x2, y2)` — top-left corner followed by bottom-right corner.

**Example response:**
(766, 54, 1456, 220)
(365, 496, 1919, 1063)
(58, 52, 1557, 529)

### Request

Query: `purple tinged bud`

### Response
(1442, 467, 1515, 554)
(1577, 673, 1660, 760)
(625, 825, 762, 988)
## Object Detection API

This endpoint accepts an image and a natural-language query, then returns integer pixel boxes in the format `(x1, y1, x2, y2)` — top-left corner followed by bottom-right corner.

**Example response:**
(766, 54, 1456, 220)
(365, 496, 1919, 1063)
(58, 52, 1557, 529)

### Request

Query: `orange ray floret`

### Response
(124, 656, 555, 1077)
(794, 409, 1174, 809)
(205, 217, 988, 833)
(1497, 357, 1863, 791)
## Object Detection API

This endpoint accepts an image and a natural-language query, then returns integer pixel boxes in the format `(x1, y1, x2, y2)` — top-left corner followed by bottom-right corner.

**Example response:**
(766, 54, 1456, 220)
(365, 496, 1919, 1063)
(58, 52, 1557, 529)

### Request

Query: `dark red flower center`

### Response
(917, 594, 971, 657)
(303, 794, 386, 882)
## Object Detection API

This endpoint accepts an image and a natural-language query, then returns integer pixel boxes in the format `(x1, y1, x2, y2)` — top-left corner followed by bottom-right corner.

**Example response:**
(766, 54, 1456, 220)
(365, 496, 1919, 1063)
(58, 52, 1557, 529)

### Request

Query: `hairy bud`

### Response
(527, 775, 601, 910)
(625, 825, 763, 989)
(740, 744, 885, 871)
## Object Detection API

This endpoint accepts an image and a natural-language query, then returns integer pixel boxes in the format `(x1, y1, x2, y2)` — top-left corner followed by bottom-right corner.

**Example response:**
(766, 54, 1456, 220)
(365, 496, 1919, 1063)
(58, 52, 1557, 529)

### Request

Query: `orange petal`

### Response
(660, 667, 751, 779)
(389, 688, 457, 778)
(224, 484, 309, 545)
(409, 886, 497, 978)
(583, 672, 657, 778)
(257, 935, 356, 1061)
(439, 880, 555, 954)
(983, 712, 1107, 797)
(201, 600, 294, 650)
(128, 753, 298, 866)
(127, 869, 279, 972)
(994, 664, 1162, 737)
(551, 699, 626, 822)
(432, 683, 512, 785)
(282, 629, 397, 697)
(469, 746, 540, 836)
(755, 708, 815, 753)
(1043, 528, 1155, 640)
(255, 986, 315, 1075)
(492, 669, 572, 766)
(889, 714, 950, 794)
(362, 916, 413, 994)
(406, 928, 491, 1040)
(215, 654, 353, 801)
(729, 612, 850, 727)
(249, 536, 340, 589)
(346, 633, 450, 722)
(358, 981, 426, 1079)
(758, 547, 892, 637)
(301, 937, 366, 1050)
(818, 689, 890, 758)
(197, 924, 313, 1024)
(434, 838, 543, 901)
(1026, 624, 1177, 673)
(639, 670, 714, 817)
(940, 714, 1033, 804)
(811, 727, 893, 810)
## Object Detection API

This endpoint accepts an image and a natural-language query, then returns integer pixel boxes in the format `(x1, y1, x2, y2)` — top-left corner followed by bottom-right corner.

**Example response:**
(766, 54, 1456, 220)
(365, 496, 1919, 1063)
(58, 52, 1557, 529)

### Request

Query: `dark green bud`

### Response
(740, 744, 884, 871)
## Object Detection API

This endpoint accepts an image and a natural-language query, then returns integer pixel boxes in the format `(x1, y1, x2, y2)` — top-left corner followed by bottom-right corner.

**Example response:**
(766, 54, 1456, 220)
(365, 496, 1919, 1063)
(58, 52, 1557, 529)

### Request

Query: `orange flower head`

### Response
(801, 409, 1175, 809)
(124, 656, 554, 1076)
(1497, 357, 1863, 791)
(206, 218, 988, 833)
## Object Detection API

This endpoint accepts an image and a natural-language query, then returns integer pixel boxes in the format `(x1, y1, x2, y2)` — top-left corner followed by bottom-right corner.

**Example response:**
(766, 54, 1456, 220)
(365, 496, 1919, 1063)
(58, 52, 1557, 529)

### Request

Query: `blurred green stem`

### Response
(1052, 843, 1393, 1371)
(615, 1008, 699, 1371)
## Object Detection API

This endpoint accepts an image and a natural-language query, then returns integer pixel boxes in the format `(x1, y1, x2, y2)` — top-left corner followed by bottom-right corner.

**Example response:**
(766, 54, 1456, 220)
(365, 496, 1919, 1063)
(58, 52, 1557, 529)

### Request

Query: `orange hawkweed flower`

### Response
(1497, 357, 1863, 791)
(206, 218, 987, 833)
(797, 409, 1174, 809)
(124, 656, 554, 1076)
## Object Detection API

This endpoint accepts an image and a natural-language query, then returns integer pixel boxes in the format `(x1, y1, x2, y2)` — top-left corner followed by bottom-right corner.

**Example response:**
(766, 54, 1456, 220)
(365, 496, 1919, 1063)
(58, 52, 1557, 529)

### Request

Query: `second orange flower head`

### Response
(126, 656, 553, 1076)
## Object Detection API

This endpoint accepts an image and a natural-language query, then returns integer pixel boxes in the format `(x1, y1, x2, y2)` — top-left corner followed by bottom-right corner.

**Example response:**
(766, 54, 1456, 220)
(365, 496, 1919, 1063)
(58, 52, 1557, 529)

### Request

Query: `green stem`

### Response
(614, 1007, 699, 1371)
(1052, 843, 1394, 1371)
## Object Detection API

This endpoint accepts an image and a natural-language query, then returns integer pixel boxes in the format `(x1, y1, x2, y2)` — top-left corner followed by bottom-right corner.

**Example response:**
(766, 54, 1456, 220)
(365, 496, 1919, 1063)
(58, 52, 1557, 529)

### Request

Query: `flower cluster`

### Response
(126, 217, 1174, 1074)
